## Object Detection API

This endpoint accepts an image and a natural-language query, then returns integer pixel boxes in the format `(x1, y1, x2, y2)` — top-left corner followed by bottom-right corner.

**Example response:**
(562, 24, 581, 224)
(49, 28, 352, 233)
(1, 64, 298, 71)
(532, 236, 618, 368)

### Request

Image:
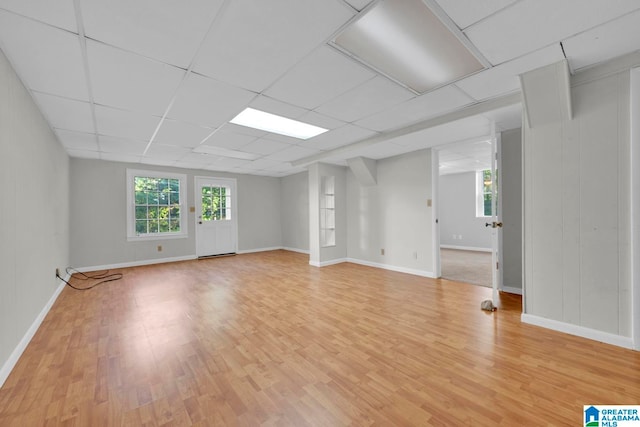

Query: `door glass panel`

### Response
(201, 185, 231, 221)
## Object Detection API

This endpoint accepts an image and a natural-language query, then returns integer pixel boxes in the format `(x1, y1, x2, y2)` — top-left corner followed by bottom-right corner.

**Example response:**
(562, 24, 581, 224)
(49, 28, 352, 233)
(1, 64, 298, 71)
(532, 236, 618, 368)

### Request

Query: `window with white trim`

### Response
(476, 169, 497, 217)
(126, 169, 187, 241)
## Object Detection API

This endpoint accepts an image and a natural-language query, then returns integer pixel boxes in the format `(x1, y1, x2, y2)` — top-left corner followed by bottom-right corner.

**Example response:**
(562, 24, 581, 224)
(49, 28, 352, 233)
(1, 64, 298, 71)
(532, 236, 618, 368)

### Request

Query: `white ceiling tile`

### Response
(81, 0, 224, 68)
(456, 44, 564, 100)
(265, 46, 376, 110)
(100, 152, 142, 163)
(95, 105, 160, 141)
(194, 0, 354, 92)
(174, 160, 209, 170)
(343, 0, 373, 11)
(55, 129, 99, 151)
(241, 138, 290, 156)
(315, 76, 415, 122)
(246, 158, 283, 171)
(33, 92, 94, 133)
(249, 95, 309, 119)
(437, 138, 492, 174)
(67, 149, 101, 159)
(297, 111, 347, 131)
(207, 157, 252, 171)
(562, 9, 640, 71)
(355, 85, 473, 131)
(303, 124, 378, 150)
(88, 40, 185, 115)
(168, 72, 256, 127)
(0, 0, 77, 32)
(140, 158, 179, 168)
(465, 0, 640, 64)
(153, 119, 213, 148)
(266, 145, 321, 162)
(99, 135, 148, 154)
(0, 11, 88, 100)
(177, 152, 216, 167)
(143, 144, 192, 161)
(434, 0, 517, 29)
(202, 127, 259, 150)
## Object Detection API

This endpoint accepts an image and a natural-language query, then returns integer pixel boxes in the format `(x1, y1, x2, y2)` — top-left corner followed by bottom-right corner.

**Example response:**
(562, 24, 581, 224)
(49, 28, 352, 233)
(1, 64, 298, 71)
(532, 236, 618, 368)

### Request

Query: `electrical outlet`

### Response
(55, 268, 60, 278)
(413, 251, 418, 260)
(381, 248, 385, 255)
(157, 245, 163, 252)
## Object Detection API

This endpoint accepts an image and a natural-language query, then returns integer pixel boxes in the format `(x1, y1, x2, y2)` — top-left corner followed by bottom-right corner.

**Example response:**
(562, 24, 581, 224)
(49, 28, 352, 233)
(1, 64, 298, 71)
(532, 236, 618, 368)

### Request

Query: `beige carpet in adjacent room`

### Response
(440, 248, 492, 288)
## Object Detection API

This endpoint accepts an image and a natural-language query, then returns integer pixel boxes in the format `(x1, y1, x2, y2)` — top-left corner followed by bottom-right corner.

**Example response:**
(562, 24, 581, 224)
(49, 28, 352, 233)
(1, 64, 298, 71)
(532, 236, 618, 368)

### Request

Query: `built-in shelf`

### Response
(320, 176, 336, 247)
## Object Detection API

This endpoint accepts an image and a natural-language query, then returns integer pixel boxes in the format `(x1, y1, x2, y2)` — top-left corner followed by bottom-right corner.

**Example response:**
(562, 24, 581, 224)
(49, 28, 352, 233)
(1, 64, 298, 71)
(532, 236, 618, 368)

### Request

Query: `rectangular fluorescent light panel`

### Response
(230, 108, 328, 140)
(334, 0, 484, 93)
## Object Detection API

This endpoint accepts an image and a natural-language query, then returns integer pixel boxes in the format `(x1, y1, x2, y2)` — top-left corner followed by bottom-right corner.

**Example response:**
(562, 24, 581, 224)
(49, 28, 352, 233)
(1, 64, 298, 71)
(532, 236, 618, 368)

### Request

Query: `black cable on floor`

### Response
(56, 267, 123, 290)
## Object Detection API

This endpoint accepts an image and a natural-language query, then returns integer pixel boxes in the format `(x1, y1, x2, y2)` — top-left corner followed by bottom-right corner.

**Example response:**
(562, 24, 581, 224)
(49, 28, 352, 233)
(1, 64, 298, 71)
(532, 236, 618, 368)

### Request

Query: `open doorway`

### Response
(436, 139, 495, 289)
(432, 125, 523, 301)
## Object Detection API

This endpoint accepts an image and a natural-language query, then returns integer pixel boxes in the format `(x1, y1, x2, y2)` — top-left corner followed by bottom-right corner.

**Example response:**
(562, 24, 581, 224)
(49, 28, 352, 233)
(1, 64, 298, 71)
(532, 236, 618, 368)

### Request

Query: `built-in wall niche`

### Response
(320, 175, 335, 247)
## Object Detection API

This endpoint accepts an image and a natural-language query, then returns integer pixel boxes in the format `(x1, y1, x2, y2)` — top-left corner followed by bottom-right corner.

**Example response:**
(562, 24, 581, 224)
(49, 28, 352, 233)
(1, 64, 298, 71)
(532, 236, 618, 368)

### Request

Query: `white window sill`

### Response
(127, 233, 188, 242)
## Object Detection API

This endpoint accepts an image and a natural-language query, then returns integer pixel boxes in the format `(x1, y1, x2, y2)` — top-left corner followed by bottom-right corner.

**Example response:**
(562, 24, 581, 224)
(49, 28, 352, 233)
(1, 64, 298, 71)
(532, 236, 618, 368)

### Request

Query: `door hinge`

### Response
(496, 261, 499, 270)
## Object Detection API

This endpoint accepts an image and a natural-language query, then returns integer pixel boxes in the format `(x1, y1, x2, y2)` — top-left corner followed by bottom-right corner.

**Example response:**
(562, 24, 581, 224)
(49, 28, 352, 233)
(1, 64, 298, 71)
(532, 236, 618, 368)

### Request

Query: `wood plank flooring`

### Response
(1, 250, 639, 426)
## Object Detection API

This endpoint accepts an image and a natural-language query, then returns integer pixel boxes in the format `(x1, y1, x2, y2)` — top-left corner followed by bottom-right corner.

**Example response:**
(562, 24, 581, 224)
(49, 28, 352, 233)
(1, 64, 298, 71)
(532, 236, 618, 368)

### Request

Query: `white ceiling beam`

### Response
(292, 91, 521, 167)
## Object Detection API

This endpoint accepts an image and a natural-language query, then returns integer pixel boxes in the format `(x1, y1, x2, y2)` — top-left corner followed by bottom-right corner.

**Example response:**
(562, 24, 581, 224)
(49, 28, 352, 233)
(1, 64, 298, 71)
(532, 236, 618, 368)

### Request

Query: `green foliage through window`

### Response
(134, 176, 181, 235)
(201, 186, 231, 221)
(481, 169, 498, 216)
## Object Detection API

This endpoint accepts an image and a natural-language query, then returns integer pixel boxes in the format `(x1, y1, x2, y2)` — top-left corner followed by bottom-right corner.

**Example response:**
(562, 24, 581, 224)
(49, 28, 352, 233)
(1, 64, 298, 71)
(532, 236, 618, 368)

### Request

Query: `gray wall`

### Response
(523, 64, 632, 337)
(347, 149, 434, 274)
(439, 172, 492, 250)
(70, 159, 282, 268)
(501, 128, 523, 291)
(280, 171, 309, 252)
(0, 49, 70, 377)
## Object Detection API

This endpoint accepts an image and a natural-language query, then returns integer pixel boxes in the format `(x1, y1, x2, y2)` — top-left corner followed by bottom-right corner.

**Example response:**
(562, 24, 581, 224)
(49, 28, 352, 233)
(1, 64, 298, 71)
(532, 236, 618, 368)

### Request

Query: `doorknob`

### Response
(485, 221, 503, 228)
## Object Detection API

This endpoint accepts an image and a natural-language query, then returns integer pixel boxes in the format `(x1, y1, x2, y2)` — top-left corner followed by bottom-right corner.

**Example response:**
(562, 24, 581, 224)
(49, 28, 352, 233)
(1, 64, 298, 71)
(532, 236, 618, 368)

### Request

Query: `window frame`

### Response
(126, 169, 188, 241)
(475, 169, 494, 218)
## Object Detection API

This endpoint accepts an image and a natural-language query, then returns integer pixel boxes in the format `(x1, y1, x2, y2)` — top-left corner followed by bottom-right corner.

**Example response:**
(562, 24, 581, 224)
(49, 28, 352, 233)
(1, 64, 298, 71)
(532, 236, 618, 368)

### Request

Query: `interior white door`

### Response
(195, 177, 237, 257)
(489, 133, 503, 307)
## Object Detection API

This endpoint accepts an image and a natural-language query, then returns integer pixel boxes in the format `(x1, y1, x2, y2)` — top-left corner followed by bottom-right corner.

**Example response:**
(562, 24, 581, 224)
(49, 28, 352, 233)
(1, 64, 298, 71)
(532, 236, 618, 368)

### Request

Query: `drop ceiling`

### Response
(0, 0, 639, 177)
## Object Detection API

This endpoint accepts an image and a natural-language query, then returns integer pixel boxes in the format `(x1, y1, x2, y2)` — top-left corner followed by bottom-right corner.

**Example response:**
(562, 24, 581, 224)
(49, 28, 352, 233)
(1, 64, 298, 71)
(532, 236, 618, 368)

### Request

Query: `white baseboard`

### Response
(501, 286, 523, 295)
(346, 258, 436, 278)
(75, 255, 197, 272)
(0, 273, 68, 387)
(309, 258, 347, 267)
(440, 245, 492, 252)
(521, 313, 633, 349)
(237, 246, 283, 254)
(282, 247, 310, 255)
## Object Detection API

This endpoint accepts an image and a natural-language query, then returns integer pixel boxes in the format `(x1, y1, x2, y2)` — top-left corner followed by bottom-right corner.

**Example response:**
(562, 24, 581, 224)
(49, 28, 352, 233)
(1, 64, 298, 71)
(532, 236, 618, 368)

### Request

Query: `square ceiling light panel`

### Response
(334, 0, 485, 93)
(230, 108, 328, 140)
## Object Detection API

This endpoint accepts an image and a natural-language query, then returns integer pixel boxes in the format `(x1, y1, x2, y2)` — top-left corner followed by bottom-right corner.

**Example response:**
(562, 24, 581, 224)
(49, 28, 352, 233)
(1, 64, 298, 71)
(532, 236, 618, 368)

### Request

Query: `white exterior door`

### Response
(195, 177, 237, 257)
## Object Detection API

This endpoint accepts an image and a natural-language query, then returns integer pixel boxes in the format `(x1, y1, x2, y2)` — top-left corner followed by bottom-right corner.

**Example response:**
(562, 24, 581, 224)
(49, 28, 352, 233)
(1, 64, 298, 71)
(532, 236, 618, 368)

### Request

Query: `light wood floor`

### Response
(1, 251, 639, 426)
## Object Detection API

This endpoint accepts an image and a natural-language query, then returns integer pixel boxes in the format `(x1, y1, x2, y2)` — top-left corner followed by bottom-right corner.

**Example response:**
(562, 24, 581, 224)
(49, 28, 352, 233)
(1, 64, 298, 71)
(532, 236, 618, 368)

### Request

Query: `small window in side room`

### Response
(476, 169, 497, 217)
